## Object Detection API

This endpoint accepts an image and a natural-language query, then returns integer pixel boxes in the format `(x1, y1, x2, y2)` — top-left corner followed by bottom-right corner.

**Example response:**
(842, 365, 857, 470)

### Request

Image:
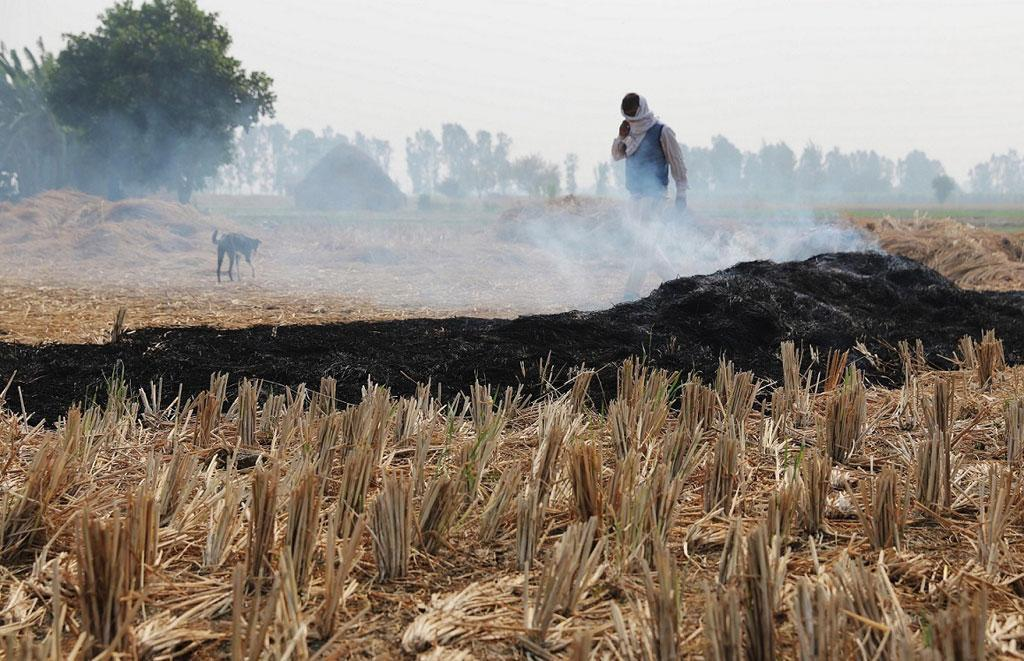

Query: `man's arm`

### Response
(612, 120, 631, 161)
(661, 125, 688, 192)
(612, 137, 628, 161)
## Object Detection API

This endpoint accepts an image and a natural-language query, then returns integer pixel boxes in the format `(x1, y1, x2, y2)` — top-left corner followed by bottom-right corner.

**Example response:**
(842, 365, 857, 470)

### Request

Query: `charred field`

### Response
(2, 251, 1024, 424)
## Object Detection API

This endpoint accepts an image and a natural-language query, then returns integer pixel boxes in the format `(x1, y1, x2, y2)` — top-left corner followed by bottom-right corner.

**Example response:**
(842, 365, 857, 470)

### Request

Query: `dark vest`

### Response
(625, 122, 668, 197)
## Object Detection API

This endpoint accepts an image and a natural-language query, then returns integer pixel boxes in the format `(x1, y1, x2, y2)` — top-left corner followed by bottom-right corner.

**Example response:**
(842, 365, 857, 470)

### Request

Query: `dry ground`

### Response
(2, 344, 1024, 658)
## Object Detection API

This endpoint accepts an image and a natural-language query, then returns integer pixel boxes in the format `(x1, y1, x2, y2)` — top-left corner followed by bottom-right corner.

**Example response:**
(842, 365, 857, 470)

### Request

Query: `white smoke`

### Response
(506, 200, 876, 309)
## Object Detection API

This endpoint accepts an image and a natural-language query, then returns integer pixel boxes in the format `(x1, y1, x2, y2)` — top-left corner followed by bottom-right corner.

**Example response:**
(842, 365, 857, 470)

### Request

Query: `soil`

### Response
(3, 252, 1024, 424)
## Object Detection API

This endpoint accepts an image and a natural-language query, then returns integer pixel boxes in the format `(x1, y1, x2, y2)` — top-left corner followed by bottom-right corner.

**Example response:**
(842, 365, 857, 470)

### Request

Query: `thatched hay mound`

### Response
(856, 216, 1024, 291)
(293, 143, 404, 211)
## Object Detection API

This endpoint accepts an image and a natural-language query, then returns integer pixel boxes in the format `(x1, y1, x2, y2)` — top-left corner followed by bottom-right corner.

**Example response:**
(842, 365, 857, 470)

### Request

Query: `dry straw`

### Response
(849, 465, 910, 549)
(371, 473, 413, 580)
(525, 516, 605, 649)
(780, 341, 814, 427)
(246, 463, 280, 588)
(743, 524, 787, 661)
(977, 467, 1019, 574)
(479, 464, 522, 542)
(704, 583, 742, 661)
(715, 359, 759, 423)
(77, 512, 140, 655)
(789, 574, 848, 661)
(418, 473, 458, 554)
(817, 365, 866, 463)
(927, 589, 987, 659)
(1004, 398, 1024, 464)
(285, 462, 322, 593)
(639, 539, 682, 661)
(799, 450, 830, 536)
(703, 417, 743, 514)
(319, 509, 366, 638)
(567, 442, 604, 524)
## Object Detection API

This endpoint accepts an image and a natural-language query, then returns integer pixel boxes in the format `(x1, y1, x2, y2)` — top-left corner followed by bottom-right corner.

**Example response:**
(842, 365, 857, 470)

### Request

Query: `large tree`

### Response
(0, 42, 68, 196)
(47, 0, 275, 202)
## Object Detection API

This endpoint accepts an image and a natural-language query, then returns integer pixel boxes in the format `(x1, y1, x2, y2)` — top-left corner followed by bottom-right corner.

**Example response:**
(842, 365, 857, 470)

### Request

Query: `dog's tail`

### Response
(211, 229, 219, 244)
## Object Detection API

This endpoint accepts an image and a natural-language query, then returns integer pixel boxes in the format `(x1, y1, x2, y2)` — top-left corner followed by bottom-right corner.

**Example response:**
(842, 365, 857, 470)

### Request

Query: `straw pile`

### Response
(2, 335, 1024, 657)
(0, 190, 233, 265)
(856, 216, 1024, 291)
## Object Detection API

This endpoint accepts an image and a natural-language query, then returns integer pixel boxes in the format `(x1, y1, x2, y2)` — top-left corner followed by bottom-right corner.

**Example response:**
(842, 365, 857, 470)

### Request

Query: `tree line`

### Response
(2, 0, 1021, 204)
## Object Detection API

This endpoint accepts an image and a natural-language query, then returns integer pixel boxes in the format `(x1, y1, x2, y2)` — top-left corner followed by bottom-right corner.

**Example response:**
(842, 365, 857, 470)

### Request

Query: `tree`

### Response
(47, 0, 275, 202)
(743, 141, 796, 196)
(354, 131, 391, 175)
(564, 153, 578, 195)
(406, 129, 441, 195)
(593, 162, 610, 196)
(896, 150, 945, 198)
(932, 174, 956, 203)
(680, 144, 712, 193)
(0, 42, 68, 196)
(439, 123, 473, 196)
(969, 150, 1024, 197)
(968, 161, 993, 197)
(795, 143, 824, 195)
(709, 135, 743, 192)
(512, 155, 559, 197)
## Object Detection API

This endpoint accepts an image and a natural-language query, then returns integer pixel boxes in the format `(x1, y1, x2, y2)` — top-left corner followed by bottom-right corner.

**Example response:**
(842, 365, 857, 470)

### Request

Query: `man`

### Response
(611, 93, 688, 301)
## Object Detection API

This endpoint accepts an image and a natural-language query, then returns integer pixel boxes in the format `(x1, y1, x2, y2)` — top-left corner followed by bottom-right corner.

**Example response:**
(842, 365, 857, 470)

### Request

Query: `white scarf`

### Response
(622, 95, 658, 157)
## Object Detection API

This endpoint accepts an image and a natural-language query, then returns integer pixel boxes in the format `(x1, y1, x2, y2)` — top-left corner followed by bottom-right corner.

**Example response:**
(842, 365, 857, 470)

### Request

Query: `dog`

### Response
(212, 230, 261, 282)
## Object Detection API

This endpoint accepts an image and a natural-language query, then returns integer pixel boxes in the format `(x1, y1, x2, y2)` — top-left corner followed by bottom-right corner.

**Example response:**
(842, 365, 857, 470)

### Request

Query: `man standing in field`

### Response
(612, 93, 689, 301)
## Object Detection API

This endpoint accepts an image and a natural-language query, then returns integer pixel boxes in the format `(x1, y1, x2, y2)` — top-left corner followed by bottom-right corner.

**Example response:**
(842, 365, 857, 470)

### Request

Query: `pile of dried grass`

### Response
(855, 215, 1024, 290)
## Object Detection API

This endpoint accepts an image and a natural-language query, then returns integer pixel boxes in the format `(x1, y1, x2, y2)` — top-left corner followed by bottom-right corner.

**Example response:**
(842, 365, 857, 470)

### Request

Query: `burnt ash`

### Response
(3, 252, 1024, 424)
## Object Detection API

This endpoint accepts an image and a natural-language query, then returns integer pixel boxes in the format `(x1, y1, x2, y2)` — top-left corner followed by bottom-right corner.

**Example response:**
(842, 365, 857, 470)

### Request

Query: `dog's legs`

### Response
(217, 246, 225, 282)
(246, 252, 255, 278)
(229, 252, 236, 281)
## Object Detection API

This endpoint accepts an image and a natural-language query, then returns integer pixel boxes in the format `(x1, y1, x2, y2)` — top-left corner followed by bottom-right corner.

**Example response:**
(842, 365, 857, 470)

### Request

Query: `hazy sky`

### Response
(5, 0, 1023, 184)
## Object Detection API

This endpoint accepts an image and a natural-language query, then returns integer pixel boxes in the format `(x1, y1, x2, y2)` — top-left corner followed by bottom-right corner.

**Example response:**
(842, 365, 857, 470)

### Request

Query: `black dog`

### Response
(212, 230, 261, 282)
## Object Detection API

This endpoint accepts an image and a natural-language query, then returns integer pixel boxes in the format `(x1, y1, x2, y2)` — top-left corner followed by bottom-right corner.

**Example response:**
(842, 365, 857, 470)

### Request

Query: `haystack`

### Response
(856, 216, 1024, 291)
(293, 143, 404, 211)
(0, 190, 235, 272)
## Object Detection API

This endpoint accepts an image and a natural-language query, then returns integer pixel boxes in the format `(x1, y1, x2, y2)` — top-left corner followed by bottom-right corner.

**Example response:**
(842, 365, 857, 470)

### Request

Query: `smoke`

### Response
(502, 199, 876, 309)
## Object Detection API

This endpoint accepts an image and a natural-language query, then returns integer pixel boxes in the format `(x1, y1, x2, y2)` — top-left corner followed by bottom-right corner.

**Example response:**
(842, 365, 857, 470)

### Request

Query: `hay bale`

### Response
(293, 144, 404, 211)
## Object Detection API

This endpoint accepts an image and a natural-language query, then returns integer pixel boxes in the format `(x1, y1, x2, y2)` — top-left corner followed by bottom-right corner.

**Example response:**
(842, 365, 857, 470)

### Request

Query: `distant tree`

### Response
(354, 131, 391, 175)
(970, 150, 1024, 197)
(968, 161, 994, 196)
(932, 174, 956, 203)
(492, 132, 513, 193)
(847, 150, 894, 196)
(564, 153, 578, 195)
(440, 123, 473, 195)
(795, 142, 824, 195)
(743, 141, 796, 195)
(593, 162, 610, 196)
(990, 150, 1024, 195)
(822, 148, 853, 197)
(896, 150, 945, 198)
(680, 144, 712, 192)
(47, 0, 275, 201)
(709, 135, 743, 192)
(0, 42, 68, 196)
(406, 128, 441, 195)
(512, 154, 559, 197)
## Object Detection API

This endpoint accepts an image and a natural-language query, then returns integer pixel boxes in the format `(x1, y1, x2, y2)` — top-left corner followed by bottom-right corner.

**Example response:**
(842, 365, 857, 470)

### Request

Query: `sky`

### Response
(4, 0, 1023, 185)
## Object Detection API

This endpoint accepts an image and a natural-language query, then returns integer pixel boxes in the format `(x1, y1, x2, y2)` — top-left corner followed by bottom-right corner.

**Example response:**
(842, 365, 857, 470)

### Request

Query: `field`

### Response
(3, 193, 1024, 658)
